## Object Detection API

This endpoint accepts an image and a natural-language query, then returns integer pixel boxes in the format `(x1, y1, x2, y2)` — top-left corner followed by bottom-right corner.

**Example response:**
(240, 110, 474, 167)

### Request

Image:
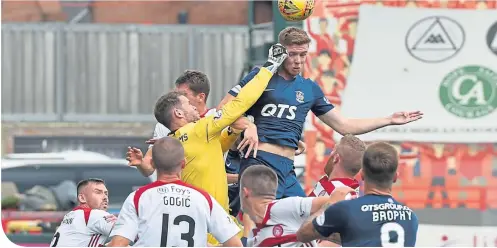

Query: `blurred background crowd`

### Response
(1, 0, 497, 246)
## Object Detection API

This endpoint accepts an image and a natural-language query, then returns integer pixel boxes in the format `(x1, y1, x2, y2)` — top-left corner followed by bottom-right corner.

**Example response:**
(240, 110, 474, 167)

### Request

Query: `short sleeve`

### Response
(149, 123, 170, 148)
(312, 201, 347, 238)
(228, 67, 261, 97)
(109, 192, 139, 242)
(272, 197, 313, 226)
(88, 210, 117, 236)
(311, 82, 334, 116)
(208, 196, 241, 243)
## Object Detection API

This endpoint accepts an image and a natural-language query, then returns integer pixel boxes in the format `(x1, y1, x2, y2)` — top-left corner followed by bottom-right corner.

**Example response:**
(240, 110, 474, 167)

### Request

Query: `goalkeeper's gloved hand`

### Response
(263, 43, 288, 74)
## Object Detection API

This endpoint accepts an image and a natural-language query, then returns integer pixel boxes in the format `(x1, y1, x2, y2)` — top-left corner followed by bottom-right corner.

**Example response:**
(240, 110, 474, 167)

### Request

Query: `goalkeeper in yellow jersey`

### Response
(127, 44, 288, 245)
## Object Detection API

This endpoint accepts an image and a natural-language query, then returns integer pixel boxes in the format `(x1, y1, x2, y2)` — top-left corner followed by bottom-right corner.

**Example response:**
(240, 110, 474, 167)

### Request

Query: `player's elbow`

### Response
(296, 227, 314, 243)
(328, 117, 351, 135)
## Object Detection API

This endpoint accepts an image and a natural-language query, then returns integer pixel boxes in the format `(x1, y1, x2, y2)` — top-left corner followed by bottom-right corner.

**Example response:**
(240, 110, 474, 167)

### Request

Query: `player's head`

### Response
(154, 91, 200, 130)
(325, 134, 366, 177)
(278, 27, 311, 77)
(77, 178, 108, 210)
(239, 165, 278, 213)
(152, 137, 186, 176)
(175, 70, 210, 110)
(361, 142, 399, 190)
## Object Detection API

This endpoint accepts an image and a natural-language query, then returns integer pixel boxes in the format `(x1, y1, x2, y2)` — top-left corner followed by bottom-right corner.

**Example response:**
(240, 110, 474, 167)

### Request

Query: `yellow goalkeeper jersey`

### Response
(168, 67, 273, 212)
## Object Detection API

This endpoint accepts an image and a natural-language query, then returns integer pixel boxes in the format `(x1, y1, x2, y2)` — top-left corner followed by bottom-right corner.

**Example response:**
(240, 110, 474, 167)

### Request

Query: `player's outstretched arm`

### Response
(296, 201, 347, 243)
(317, 107, 423, 135)
(297, 187, 355, 243)
(195, 44, 287, 139)
(217, 68, 258, 133)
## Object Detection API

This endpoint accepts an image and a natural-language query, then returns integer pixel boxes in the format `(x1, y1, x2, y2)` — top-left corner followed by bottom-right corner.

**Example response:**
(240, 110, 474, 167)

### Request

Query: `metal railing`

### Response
(1, 23, 273, 122)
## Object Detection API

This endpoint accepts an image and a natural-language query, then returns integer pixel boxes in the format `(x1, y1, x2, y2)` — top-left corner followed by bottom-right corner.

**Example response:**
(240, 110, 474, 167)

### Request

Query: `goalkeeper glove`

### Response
(263, 43, 288, 74)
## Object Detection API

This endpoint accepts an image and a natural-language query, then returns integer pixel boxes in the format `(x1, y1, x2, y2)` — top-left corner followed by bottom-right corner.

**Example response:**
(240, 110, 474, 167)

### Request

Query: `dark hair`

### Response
(240, 165, 278, 197)
(154, 91, 185, 129)
(77, 178, 105, 195)
(175, 70, 210, 102)
(362, 142, 399, 189)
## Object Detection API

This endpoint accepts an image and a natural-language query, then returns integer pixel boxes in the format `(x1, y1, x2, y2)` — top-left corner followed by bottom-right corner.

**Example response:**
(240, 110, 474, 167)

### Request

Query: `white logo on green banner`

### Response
(439, 65, 497, 118)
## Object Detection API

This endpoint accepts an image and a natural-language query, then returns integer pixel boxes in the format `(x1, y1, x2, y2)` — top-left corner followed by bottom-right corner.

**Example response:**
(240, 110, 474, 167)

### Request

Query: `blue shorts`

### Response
(239, 150, 306, 199)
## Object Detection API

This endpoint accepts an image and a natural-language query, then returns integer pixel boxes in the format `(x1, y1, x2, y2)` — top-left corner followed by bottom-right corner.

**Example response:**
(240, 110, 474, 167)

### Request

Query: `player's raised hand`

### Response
(238, 123, 259, 158)
(126, 147, 144, 167)
(263, 43, 288, 74)
(389, 111, 424, 125)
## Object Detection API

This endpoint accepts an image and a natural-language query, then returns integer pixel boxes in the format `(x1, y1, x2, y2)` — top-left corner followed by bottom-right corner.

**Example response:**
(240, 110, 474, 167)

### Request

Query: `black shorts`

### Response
(228, 184, 240, 217)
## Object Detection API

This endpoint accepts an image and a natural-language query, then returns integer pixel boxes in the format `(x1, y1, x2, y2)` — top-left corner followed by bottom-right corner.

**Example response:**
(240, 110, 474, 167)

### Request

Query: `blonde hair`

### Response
(336, 134, 366, 175)
(278, 27, 311, 46)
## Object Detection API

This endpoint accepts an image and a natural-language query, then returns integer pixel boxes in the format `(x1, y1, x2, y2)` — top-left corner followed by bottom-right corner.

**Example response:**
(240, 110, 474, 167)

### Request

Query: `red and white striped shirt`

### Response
(309, 176, 360, 199)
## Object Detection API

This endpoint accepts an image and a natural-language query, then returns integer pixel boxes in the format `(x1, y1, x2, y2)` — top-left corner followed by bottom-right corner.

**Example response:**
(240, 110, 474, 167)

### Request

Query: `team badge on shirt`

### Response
(296, 91, 305, 103)
(272, 224, 284, 237)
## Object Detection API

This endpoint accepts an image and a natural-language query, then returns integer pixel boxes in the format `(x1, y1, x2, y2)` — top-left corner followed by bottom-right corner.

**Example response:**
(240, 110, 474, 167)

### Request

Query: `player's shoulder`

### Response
(88, 209, 106, 216)
(71, 206, 96, 225)
(271, 197, 307, 212)
(173, 181, 212, 201)
(154, 122, 169, 132)
(176, 122, 196, 135)
(87, 209, 116, 224)
(297, 75, 322, 92)
(204, 108, 218, 117)
(89, 209, 112, 218)
(297, 74, 318, 85)
(135, 180, 213, 209)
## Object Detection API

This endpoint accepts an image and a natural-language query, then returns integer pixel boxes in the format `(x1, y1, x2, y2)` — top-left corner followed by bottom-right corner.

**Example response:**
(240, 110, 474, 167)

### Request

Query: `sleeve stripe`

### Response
(230, 85, 241, 94)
